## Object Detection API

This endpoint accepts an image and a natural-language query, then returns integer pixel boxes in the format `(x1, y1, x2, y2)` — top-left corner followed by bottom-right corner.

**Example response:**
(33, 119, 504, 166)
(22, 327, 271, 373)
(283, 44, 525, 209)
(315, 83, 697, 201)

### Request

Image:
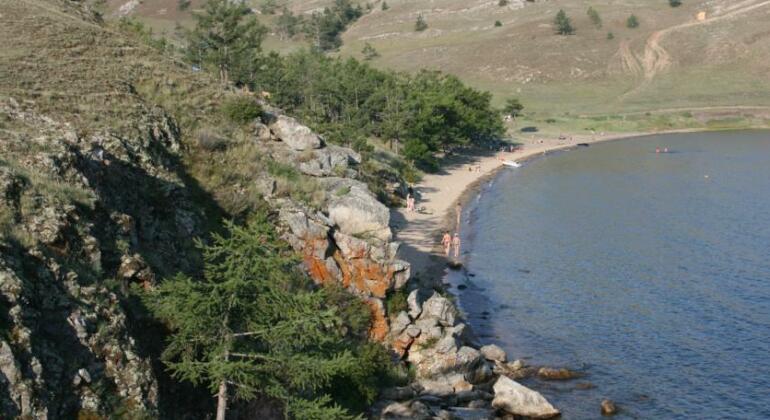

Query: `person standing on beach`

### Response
(441, 231, 452, 256)
(452, 233, 461, 258)
(406, 193, 415, 212)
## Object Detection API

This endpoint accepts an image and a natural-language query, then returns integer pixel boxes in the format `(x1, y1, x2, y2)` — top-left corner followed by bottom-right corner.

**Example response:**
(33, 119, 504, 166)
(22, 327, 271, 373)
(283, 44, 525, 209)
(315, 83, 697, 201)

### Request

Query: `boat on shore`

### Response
(503, 160, 521, 168)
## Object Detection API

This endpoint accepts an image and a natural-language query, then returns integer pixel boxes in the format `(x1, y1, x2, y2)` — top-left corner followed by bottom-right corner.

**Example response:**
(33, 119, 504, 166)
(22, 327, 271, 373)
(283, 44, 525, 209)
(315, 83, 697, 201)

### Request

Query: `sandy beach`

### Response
(390, 130, 696, 281)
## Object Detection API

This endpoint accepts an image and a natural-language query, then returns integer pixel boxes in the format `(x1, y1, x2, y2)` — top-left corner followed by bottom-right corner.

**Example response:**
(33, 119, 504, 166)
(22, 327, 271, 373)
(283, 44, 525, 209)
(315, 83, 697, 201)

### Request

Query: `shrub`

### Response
(220, 96, 262, 125)
(669, 0, 682, 7)
(554, 9, 574, 35)
(498, 0, 509, 6)
(607, 31, 615, 40)
(587, 6, 602, 28)
(626, 14, 639, 28)
(494, 20, 502, 27)
(385, 289, 408, 314)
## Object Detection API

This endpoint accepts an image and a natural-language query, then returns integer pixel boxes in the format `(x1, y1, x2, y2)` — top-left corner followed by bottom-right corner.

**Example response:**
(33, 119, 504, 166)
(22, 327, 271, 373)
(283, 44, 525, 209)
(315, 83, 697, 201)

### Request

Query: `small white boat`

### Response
(502, 160, 521, 168)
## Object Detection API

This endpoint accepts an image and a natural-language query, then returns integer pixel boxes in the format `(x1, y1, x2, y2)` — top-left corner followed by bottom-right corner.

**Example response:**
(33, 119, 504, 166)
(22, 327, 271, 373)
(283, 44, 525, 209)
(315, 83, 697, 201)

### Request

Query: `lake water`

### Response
(450, 131, 770, 419)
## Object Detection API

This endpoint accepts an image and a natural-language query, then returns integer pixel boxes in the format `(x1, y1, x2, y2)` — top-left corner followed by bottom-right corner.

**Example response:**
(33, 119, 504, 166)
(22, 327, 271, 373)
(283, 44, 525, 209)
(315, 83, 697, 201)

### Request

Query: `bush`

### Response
(498, 0, 509, 6)
(385, 289, 408, 314)
(494, 20, 502, 27)
(626, 14, 639, 28)
(607, 31, 615, 40)
(554, 9, 574, 35)
(669, 0, 682, 7)
(221, 96, 262, 125)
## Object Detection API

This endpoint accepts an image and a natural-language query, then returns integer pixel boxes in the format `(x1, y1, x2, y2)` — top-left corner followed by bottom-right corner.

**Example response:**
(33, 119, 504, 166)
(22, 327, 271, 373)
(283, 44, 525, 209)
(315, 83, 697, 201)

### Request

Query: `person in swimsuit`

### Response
(452, 233, 461, 258)
(441, 231, 452, 256)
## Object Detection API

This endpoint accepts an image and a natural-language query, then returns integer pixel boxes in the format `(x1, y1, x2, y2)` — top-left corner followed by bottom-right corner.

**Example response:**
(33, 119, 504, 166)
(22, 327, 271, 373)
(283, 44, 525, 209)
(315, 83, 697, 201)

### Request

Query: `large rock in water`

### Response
(269, 114, 323, 150)
(492, 376, 560, 419)
(324, 178, 391, 241)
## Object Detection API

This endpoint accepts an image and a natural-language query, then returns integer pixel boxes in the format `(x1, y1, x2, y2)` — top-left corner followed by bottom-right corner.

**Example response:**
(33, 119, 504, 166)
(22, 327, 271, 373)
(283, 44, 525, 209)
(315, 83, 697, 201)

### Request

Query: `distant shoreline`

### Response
(393, 126, 756, 286)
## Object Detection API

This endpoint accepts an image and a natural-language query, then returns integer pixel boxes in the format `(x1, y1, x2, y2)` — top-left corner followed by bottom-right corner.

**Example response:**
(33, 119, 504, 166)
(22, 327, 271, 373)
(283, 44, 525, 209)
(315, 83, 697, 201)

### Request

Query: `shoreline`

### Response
(392, 127, 732, 285)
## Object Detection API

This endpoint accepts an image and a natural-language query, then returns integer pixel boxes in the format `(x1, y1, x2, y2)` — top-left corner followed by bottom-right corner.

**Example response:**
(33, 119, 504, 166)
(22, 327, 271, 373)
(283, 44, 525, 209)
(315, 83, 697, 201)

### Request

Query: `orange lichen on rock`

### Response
(365, 298, 389, 341)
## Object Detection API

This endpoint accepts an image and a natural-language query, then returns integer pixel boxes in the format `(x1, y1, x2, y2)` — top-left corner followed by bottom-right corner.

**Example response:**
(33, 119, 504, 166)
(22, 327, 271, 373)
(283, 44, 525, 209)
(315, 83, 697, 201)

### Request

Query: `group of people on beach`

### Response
(441, 231, 462, 258)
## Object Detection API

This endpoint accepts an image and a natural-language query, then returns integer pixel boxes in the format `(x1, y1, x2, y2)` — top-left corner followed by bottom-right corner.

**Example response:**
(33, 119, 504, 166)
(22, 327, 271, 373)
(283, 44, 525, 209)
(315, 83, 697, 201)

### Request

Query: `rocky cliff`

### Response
(0, 1, 561, 418)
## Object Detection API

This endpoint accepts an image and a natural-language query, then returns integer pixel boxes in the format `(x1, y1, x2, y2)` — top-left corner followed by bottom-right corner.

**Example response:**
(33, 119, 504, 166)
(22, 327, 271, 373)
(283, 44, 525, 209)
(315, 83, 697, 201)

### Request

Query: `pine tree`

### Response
(145, 216, 366, 420)
(185, 0, 267, 85)
(554, 9, 574, 35)
(415, 14, 428, 32)
(503, 98, 524, 119)
(626, 14, 639, 28)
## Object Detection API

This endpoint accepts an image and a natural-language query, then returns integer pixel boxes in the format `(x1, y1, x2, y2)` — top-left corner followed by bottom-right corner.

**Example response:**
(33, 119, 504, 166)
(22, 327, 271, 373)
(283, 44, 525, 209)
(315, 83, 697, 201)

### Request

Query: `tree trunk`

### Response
(216, 379, 228, 420)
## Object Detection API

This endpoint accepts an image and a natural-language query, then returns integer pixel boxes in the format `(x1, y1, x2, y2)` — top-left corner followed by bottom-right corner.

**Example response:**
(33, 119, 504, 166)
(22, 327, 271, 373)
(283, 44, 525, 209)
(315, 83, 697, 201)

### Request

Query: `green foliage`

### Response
(554, 9, 574, 35)
(607, 31, 615, 40)
(503, 98, 524, 118)
(220, 96, 262, 125)
(145, 216, 387, 418)
(385, 289, 408, 314)
(381, 1, 389, 11)
(587, 6, 602, 28)
(260, 0, 279, 15)
(185, 0, 267, 85)
(249, 51, 504, 171)
(498, 0, 509, 6)
(362, 43, 380, 60)
(276, 7, 303, 40)
(494, 20, 502, 27)
(669, 0, 682, 7)
(178, 0, 191, 11)
(303, 0, 364, 51)
(117, 17, 173, 52)
(415, 14, 428, 32)
(626, 14, 640, 28)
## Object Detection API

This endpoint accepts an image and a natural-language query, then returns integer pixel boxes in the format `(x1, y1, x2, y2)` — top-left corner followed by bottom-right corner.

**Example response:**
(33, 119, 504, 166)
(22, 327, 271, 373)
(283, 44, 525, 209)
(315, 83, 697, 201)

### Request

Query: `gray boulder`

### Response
(269, 115, 322, 150)
(324, 178, 391, 241)
(492, 376, 560, 419)
(419, 292, 458, 327)
(407, 289, 423, 319)
(480, 344, 507, 362)
(297, 145, 360, 177)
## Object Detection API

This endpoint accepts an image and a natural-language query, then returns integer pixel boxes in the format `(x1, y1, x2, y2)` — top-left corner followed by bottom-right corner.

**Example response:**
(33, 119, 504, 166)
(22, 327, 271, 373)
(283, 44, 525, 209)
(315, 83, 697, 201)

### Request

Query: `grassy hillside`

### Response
(101, 0, 770, 135)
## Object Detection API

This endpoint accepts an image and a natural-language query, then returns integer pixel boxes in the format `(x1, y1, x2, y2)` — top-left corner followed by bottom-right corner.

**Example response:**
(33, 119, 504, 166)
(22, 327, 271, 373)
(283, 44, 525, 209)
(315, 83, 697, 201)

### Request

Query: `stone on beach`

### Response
(480, 344, 507, 362)
(491, 376, 560, 419)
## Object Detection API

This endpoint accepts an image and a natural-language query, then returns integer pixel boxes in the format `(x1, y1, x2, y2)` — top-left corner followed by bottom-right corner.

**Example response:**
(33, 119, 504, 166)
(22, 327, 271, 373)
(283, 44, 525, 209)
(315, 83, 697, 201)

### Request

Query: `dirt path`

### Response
(621, 0, 770, 97)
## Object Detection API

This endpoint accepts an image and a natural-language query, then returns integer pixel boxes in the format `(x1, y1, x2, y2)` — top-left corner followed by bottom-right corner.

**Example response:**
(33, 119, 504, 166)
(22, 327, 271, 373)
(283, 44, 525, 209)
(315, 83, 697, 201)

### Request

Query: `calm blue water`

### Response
(451, 131, 770, 419)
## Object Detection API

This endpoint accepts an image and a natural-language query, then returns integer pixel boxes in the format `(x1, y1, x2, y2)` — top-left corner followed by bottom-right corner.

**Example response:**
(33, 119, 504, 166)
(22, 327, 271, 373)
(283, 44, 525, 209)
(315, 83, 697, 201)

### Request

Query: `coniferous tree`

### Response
(415, 14, 428, 31)
(554, 9, 574, 35)
(503, 98, 524, 119)
(185, 0, 267, 85)
(627, 14, 640, 28)
(381, 1, 389, 11)
(145, 216, 374, 420)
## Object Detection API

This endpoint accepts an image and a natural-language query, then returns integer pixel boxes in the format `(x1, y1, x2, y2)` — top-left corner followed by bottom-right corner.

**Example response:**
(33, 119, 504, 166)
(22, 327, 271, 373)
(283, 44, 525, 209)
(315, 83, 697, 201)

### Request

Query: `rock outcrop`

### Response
(492, 376, 561, 418)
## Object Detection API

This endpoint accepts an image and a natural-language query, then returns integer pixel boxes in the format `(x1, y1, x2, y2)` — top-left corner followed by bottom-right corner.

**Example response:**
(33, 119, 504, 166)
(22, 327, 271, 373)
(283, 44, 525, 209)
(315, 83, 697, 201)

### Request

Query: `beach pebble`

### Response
(601, 399, 618, 416)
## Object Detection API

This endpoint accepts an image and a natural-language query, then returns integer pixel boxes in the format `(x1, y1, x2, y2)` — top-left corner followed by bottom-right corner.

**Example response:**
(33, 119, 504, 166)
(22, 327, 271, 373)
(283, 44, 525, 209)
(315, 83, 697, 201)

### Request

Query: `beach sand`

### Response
(390, 130, 680, 282)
